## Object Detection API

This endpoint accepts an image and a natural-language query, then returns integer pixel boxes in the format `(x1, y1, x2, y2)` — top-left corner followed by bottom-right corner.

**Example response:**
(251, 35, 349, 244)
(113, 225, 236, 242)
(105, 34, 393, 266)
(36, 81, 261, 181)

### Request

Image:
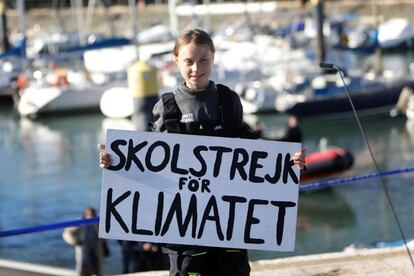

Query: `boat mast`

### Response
(71, 0, 86, 46)
(0, 0, 10, 51)
(169, 0, 178, 37)
(128, 0, 139, 59)
(17, 0, 26, 58)
(203, 0, 211, 32)
(371, 0, 383, 75)
(17, 0, 25, 39)
(53, 0, 67, 34)
(85, 0, 97, 36)
(96, 0, 116, 37)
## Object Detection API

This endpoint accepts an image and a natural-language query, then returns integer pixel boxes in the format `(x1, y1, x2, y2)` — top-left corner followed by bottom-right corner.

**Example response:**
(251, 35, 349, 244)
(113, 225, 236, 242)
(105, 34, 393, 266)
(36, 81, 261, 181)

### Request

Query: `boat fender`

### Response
(17, 74, 30, 90)
(54, 69, 69, 87)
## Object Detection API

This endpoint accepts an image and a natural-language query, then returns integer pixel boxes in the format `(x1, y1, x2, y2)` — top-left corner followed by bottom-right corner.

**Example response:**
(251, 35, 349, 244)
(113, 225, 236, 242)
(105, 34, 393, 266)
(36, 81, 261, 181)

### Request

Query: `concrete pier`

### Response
(1, 246, 413, 276)
(0, 259, 76, 276)
(133, 246, 414, 276)
(250, 246, 414, 276)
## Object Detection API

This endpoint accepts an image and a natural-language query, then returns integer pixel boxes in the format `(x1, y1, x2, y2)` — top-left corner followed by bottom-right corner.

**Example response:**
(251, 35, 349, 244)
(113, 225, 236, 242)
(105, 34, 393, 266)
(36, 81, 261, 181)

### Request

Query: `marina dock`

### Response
(1, 246, 412, 275)
(0, 259, 76, 276)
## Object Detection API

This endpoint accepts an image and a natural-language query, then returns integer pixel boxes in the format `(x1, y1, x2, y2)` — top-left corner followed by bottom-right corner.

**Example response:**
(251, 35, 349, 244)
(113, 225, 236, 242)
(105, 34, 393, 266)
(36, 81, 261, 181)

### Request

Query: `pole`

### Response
(98, 0, 116, 37)
(71, 0, 86, 46)
(54, 0, 67, 33)
(203, 0, 211, 33)
(16, 0, 26, 58)
(312, 0, 326, 65)
(85, 0, 96, 36)
(169, 0, 178, 37)
(17, 0, 25, 38)
(128, 0, 139, 59)
(371, 0, 383, 75)
(0, 0, 10, 51)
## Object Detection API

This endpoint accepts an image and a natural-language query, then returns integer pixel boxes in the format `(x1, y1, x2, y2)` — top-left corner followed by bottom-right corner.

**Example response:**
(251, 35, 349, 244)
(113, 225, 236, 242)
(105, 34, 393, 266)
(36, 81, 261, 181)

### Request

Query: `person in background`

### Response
(63, 207, 109, 276)
(99, 28, 306, 276)
(118, 240, 141, 274)
(279, 115, 303, 143)
(118, 240, 169, 273)
(248, 120, 264, 139)
(248, 115, 303, 143)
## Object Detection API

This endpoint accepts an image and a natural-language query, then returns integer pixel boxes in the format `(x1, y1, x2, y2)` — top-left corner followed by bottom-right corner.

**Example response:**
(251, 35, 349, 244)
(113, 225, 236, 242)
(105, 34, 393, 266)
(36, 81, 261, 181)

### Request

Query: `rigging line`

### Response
(328, 63, 414, 268)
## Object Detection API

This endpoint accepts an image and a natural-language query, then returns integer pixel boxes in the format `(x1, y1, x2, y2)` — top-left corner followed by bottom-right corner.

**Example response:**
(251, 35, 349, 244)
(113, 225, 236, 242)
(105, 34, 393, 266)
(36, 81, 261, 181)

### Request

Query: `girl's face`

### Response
(174, 43, 214, 90)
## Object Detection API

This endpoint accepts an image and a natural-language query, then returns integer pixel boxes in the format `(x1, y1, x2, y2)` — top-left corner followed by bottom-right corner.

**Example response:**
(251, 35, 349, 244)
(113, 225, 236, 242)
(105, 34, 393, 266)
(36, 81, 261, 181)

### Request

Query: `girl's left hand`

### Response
(292, 147, 307, 170)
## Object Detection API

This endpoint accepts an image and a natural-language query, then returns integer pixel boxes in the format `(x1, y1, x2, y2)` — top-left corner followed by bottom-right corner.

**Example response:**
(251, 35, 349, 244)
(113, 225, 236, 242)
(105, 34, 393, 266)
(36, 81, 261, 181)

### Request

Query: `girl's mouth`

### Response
(190, 74, 203, 79)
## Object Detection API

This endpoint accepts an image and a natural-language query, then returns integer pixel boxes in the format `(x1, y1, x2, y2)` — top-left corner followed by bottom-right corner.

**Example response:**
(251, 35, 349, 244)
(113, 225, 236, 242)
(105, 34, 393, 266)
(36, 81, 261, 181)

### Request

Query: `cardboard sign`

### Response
(99, 129, 301, 251)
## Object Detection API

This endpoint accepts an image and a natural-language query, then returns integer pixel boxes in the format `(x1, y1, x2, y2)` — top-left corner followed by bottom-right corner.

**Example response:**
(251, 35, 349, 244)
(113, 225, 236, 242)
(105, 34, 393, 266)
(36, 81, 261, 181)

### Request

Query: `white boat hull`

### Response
(378, 18, 414, 49)
(17, 83, 125, 116)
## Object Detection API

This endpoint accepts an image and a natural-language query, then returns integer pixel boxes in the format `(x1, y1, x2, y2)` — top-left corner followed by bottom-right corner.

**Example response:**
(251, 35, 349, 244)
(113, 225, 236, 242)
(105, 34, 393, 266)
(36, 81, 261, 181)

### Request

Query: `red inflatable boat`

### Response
(300, 147, 354, 182)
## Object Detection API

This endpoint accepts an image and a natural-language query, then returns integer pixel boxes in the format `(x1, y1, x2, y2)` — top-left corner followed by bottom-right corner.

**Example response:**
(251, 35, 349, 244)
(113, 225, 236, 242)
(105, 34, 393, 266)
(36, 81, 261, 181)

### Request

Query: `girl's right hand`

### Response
(98, 144, 112, 169)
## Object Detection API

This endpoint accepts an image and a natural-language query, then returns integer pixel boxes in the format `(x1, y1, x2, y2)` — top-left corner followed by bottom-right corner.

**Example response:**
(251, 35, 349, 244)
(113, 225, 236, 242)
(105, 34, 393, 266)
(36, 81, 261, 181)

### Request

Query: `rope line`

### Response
(0, 166, 413, 238)
(299, 166, 414, 192)
(0, 217, 99, 238)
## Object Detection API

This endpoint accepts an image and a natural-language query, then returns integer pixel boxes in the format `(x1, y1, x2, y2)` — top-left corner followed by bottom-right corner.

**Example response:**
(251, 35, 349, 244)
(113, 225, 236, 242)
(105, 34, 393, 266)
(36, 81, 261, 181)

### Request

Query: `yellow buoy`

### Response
(127, 60, 158, 98)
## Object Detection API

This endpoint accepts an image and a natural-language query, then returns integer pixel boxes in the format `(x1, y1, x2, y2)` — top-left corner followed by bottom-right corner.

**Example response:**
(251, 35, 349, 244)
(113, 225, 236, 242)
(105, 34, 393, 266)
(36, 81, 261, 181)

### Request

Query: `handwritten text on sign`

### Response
(99, 129, 301, 251)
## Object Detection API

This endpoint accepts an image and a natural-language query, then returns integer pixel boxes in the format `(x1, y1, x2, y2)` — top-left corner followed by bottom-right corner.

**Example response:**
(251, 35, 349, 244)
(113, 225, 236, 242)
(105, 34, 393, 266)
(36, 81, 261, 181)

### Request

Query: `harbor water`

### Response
(1, 94, 414, 274)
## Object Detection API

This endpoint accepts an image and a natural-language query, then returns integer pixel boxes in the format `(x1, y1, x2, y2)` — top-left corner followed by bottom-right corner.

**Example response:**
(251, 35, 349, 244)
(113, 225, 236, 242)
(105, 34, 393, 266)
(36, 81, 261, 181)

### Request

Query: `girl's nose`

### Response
(191, 62, 198, 71)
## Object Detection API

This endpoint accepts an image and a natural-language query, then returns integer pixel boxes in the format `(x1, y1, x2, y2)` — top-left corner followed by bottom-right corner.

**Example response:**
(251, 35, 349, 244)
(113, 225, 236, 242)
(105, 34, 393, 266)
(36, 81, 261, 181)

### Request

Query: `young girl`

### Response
(100, 28, 306, 276)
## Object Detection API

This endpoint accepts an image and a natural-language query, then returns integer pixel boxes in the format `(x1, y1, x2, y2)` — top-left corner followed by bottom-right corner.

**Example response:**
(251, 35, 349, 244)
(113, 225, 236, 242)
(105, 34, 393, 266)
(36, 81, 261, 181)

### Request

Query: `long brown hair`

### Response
(173, 28, 215, 57)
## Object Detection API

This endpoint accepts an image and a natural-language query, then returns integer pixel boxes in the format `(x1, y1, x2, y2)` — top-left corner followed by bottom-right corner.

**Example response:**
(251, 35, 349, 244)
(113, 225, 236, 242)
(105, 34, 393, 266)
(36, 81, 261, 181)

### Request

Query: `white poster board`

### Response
(99, 129, 301, 251)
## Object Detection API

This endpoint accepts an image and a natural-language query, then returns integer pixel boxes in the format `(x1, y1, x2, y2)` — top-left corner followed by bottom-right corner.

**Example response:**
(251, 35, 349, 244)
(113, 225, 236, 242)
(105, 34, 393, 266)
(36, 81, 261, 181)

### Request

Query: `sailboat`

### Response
(17, 68, 127, 117)
(15, 0, 134, 117)
(239, 1, 414, 117)
(0, 0, 26, 99)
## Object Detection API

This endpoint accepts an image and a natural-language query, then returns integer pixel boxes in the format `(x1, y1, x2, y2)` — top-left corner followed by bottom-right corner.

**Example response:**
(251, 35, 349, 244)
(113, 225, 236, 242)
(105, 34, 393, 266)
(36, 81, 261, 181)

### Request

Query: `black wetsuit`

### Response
(152, 81, 251, 276)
